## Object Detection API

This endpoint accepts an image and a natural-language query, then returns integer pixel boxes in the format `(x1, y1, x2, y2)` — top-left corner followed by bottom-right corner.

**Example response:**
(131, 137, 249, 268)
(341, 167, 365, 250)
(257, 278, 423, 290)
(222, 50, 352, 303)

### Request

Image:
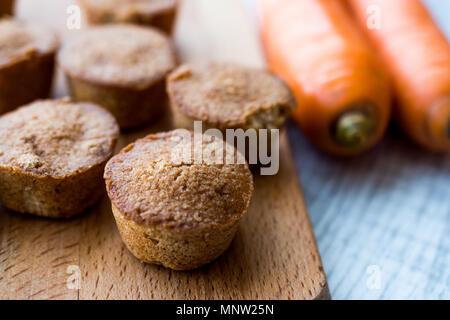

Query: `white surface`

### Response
(244, 0, 450, 299)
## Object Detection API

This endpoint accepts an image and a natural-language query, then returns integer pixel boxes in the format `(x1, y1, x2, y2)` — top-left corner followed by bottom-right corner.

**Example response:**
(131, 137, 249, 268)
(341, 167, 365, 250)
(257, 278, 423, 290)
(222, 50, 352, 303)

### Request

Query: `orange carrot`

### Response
(348, 0, 450, 152)
(259, 0, 391, 155)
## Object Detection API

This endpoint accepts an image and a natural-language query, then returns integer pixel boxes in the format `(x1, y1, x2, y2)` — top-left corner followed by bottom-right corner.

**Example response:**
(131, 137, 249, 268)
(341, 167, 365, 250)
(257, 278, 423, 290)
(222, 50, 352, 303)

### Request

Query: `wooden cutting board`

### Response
(0, 0, 329, 300)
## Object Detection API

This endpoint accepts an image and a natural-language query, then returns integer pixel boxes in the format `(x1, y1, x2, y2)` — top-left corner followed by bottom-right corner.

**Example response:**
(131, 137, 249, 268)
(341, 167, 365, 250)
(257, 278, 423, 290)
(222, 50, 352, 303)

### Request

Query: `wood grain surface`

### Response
(0, 0, 329, 300)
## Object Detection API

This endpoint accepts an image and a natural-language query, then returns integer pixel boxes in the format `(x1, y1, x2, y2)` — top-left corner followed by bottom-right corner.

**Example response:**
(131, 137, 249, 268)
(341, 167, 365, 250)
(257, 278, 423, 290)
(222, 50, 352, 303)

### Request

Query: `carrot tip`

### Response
(335, 111, 375, 148)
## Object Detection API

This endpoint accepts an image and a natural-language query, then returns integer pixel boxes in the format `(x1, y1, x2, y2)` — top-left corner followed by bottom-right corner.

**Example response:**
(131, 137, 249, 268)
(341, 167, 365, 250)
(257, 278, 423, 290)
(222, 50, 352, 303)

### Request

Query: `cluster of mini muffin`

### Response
(0, 0, 295, 270)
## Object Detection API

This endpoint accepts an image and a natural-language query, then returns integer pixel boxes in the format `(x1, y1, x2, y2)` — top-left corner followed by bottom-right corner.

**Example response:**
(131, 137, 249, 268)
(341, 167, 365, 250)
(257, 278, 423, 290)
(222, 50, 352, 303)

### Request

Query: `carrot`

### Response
(348, 0, 450, 152)
(259, 0, 391, 155)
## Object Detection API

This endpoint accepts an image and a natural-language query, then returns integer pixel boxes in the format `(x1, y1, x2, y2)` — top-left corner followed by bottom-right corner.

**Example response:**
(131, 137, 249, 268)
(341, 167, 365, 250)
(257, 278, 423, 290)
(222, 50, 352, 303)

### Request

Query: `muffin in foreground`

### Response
(0, 0, 14, 16)
(0, 19, 58, 115)
(0, 99, 119, 218)
(58, 24, 176, 129)
(104, 129, 254, 270)
(78, 0, 178, 34)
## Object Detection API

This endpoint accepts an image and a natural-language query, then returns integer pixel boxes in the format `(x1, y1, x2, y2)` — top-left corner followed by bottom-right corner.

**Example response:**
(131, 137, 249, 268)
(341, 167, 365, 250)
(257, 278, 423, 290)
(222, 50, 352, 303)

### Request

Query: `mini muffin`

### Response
(168, 63, 295, 130)
(58, 24, 176, 129)
(78, 0, 177, 34)
(0, 0, 14, 16)
(167, 63, 295, 162)
(0, 19, 58, 115)
(0, 99, 119, 218)
(104, 129, 254, 270)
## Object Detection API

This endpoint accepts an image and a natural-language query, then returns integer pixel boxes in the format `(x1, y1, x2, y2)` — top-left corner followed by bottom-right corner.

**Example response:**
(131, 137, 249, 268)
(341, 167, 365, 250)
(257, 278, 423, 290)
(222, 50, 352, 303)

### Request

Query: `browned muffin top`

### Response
(58, 24, 176, 88)
(168, 62, 296, 129)
(79, 0, 176, 21)
(0, 99, 119, 178)
(104, 129, 254, 231)
(0, 19, 58, 68)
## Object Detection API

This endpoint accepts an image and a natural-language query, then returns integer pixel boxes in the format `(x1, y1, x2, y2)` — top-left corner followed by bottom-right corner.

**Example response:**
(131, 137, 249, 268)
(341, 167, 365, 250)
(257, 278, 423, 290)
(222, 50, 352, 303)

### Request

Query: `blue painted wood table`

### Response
(245, 0, 449, 299)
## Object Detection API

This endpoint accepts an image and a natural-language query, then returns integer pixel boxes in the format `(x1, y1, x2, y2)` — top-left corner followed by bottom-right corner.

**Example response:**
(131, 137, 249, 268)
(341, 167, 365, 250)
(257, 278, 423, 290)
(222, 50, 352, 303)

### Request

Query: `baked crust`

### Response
(104, 129, 254, 269)
(0, 99, 119, 217)
(78, 0, 177, 34)
(167, 62, 296, 130)
(111, 203, 240, 270)
(58, 24, 175, 88)
(105, 129, 253, 230)
(58, 24, 176, 129)
(0, 19, 58, 114)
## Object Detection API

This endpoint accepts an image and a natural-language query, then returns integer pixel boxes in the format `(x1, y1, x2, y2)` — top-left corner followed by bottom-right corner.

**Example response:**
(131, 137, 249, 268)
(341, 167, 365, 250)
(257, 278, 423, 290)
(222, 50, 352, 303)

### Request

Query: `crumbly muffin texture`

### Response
(104, 130, 253, 231)
(58, 24, 176, 88)
(168, 63, 296, 129)
(0, 19, 58, 68)
(0, 99, 119, 178)
(111, 202, 241, 270)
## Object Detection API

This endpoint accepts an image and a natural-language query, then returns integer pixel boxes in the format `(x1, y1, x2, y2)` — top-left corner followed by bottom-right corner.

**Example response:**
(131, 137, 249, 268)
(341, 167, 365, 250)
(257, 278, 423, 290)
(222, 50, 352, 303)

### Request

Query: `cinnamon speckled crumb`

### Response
(0, 99, 119, 218)
(0, 99, 119, 177)
(0, 19, 58, 67)
(58, 24, 176, 88)
(105, 129, 253, 231)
